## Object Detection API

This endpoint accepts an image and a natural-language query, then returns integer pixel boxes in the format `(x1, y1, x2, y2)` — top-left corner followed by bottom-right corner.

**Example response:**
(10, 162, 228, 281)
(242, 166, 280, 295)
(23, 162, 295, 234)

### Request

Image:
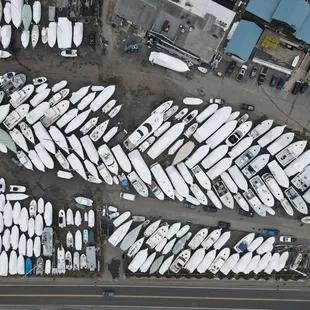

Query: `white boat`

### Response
(172, 141, 195, 165)
(57, 171, 74, 179)
(206, 121, 237, 149)
(6, 193, 29, 201)
(185, 248, 205, 273)
(220, 253, 240, 275)
(234, 193, 250, 211)
(267, 132, 294, 155)
(69, 86, 90, 105)
(226, 111, 241, 123)
(285, 149, 310, 177)
(102, 122, 121, 142)
(184, 123, 198, 138)
(225, 121, 252, 147)
(276, 140, 307, 167)
(128, 150, 152, 184)
(206, 190, 222, 209)
(57, 17, 72, 49)
(26, 238, 33, 257)
(58, 209, 66, 228)
(0, 194, 5, 212)
(292, 166, 310, 191)
(190, 166, 211, 190)
(169, 139, 185, 155)
(144, 219, 161, 238)
(303, 188, 310, 204)
(201, 145, 228, 169)
(67, 134, 84, 159)
(41, 27, 48, 44)
(147, 123, 185, 159)
(124, 113, 164, 150)
(208, 248, 230, 274)
(150, 163, 175, 200)
(185, 145, 209, 169)
(77, 92, 96, 111)
(73, 22, 83, 47)
(177, 162, 193, 185)
(17, 151, 33, 170)
(262, 173, 284, 201)
(41, 100, 70, 127)
(84, 159, 100, 180)
(268, 160, 290, 188)
(183, 97, 203, 105)
(33, 122, 56, 154)
(149, 181, 165, 200)
(49, 126, 69, 154)
(248, 119, 273, 140)
(235, 145, 261, 169)
(146, 225, 169, 249)
(213, 231, 231, 250)
(154, 122, 171, 137)
(35, 83, 48, 93)
(157, 253, 174, 275)
(33, 236, 41, 257)
(127, 171, 148, 197)
(45, 259, 52, 274)
(228, 137, 253, 159)
(138, 137, 156, 152)
(108, 220, 133, 246)
(247, 236, 264, 252)
(19, 207, 29, 232)
(31, 25, 39, 48)
(81, 135, 99, 164)
(28, 149, 45, 172)
(113, 211, 131, 228)
(249, 175, 274, 207)
(65, 109, 91, 134)
(3, 104, 30, 130)
(140, 253, 157, 273)
(199, 228, 220, 250)
(149, 51, 189, 72)
(9, 128, 29, 153)
(55, 151, 70, 170)
(9, 251, 17, 275)
(284, 187, 308, 214)
(151, 100, 173, 115)
(43, 202, 52, 226)
(188, 228, 208, 250)
(120, 222, 145, 251)
(183, 110, 199, 124)
(1, 25, 12, 49)
(11, 0, 23, 29)
(32, 77, 47, 86)
(75, 197, 93, 207)
(108, 104, 123, 118)
(18, 234, 26, 256)
(73, 252, 80, 271)
(30, 88, 51, 107)
(12, 202, 21, 224)
(166, 165, 189, 198)
(80, 117, 99, 135)
(33, 1, 41, 24)
(258, 125, 286, 148)
(97, 164, 113, 185)
(196, 249, 217, 273)
(10, 84, 35, 108)
(195, 105, 218, 123)
(213, 179, 234, 209)
(102, 99, 117, 114)
(75, 212, 82, 227)
(74, 230, 82, 250)
(49, 89, 70, 106)
(264, 253, 280, 274)
(174, 108, 188, 121)
(65, 251, 72, 270)
(88, 210, 95, 228)
(89, 85, 115, 111)
(242, 154, 270, 179)
(232, 252, 252, 274)
(220, 172, 238, 194)
(26, 101, 49, 125)
(90, 120, 110, 142)
(34, 214, 43, 236)
(194, 107, 232, 143)
(127, 237, 145, 258)
(61, 49, 78, 58)
(56, 109, 79, 129)
(3, 2, 11, 24)
(98, 144, 118, 174)
(243, 255, 261, 274)
(256, 237, 275, 255)
(275, 251, 289, 272)
(3, 229, 10, 251)
(243, 189, 267, 217)
(67, 153, 87, 180)
(207, 157, 232, 180)
(80, 254, 87, 269)
(52, 80, 67, 93)
(66, 209, 74, 226)
(0, 104, 10, 124)
(10, 225, 19, 250)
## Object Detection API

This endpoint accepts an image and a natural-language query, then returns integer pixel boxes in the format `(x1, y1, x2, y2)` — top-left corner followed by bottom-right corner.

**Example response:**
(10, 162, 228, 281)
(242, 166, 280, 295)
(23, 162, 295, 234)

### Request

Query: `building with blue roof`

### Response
(225, 20, 263, 62)
(245, 0, 310, 44)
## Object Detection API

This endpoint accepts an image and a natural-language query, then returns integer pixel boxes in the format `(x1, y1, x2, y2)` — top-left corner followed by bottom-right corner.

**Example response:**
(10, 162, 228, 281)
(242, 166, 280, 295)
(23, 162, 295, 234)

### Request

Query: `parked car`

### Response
(218, 221, 231, 229)
(203, 205, 217, 213)
(225, 61, 236, 76)
(183, 202, 196, 209)
(120, 192, 136, 201)
(250, 66, 258, 79)
(300, 81, 309, 93)
(237, 208, 254, 217)
(263, 228, 280, 236)
(276, 77, 287, 89)
(279, 236, 297, 243)
(292, 81, 302, 94)
(240, 103, 255, 111)
(209, 98, 225, 104)
(257, 66, 269, 85)
(102, 290, 115, 297)
(236, 65, 247, 82)
(270, 75, 278, 87)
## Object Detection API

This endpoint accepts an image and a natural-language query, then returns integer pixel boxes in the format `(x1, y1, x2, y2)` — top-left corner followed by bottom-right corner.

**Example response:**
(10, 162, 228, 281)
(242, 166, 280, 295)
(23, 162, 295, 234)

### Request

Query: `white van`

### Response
(120, 192, 136, 201)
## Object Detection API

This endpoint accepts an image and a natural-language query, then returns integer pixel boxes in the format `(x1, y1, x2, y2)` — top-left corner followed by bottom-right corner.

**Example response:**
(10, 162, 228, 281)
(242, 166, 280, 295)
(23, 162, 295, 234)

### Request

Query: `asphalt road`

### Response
(0, 284, 310, 309)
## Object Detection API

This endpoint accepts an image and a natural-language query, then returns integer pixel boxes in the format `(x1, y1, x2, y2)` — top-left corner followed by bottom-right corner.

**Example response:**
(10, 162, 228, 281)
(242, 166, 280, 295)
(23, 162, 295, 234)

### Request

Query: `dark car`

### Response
(276, 77, 287, 89)
(236, 65, 247, 82)
(89, 32, 96, 46)
(300, 81, 309, 93)
(292, 81, 302, 94)
(270, 75, 278, 87)
(250, 66, 258, 79)
(263, 229, 280, 236)
(218, 221, 231, 229)
(203, 205, 217, 213)
(240, 103, 254, 111)
(225, 61, 236, 76)
(237, 208, 254, 217)
(102, 290, 115, 297)
(257, 66, 269, 85)
(183, 202, 196, 209)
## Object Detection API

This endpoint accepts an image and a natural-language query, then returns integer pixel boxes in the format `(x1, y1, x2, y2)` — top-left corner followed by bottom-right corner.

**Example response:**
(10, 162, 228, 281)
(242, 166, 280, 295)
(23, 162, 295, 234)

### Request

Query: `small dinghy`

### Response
(10, 185, 26, 193)
(33, 77, 47, 86)
(31, 25, 39, 48)
(61, 50, 78, 58)
(198, 67, 208, 74)
(41, 27, 48, 44)
(19, 122, 35, 144)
